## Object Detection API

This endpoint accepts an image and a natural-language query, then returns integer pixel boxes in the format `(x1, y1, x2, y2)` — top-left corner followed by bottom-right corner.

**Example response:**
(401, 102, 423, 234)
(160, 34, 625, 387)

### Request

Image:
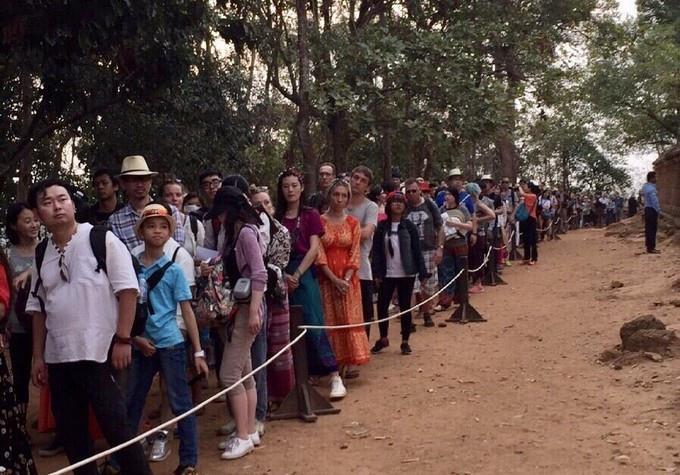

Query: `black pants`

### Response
(645, 207, 658, 252)
(523, 216, 538, 262)
(9, 332, 32, 406)
(377, 277, 416, 342)
(48, 361, 151, 475)
(360, 279, 375, 338)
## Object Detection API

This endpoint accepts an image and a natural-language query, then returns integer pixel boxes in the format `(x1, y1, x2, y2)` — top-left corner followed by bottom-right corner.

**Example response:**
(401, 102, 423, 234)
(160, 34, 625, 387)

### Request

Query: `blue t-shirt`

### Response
(139, 254, 192, 348)
(458, 190, 475, 214)
(641, 182, 660, 213)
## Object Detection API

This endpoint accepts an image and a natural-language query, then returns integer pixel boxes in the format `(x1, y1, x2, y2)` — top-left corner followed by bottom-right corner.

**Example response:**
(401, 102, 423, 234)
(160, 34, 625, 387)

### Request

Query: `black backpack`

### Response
(32, 224, 179, 337)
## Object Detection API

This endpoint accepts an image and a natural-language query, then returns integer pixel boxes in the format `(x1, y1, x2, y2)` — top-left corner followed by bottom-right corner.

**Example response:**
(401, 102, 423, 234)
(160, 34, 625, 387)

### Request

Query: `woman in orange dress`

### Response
(317, 179, 371, 375)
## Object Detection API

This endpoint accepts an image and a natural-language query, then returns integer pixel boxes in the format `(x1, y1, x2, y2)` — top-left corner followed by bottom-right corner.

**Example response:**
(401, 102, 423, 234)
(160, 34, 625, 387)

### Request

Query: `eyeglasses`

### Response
(201, 178, 222, 190)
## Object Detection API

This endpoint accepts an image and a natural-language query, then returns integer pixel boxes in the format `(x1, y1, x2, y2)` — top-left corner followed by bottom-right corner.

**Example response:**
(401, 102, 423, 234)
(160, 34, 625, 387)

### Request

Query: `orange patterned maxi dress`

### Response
(317, 215, 371, 366)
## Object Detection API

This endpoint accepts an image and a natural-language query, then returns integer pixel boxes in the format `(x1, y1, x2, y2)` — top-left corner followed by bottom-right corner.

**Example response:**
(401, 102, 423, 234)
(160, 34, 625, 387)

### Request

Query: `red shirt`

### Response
(523, 193, 538, 219)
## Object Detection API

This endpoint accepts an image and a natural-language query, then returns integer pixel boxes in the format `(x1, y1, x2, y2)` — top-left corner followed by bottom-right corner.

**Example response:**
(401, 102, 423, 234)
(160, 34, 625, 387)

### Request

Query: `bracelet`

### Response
(194, 350, 206, 359)
(113, 334, 132, 345)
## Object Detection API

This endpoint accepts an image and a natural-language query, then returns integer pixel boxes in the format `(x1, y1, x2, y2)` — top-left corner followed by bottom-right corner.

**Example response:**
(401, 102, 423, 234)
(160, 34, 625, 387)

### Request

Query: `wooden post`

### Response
(445, 255, 486, 324)
(269, 305, 341, 422)
(483, 228, 507, 286)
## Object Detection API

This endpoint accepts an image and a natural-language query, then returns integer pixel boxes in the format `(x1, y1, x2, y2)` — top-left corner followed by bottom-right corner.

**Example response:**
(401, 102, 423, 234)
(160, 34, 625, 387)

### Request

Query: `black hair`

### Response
(92, 168, 119, 187)
(529, 182, 541, 195)
(385, 192, 407, 221)
(28, 178, 76, 209)
(274, 169, 308, 221)
(182, 192, 203, 209)
(382, 181, 396, 194)
(367, 185, 383, 203)
(198, 170, 223, 186)
(447, 187, 460, 207)
(222, 174, 250, 195)
(647, 171, 656, 181)
(5, 202, 32, 245)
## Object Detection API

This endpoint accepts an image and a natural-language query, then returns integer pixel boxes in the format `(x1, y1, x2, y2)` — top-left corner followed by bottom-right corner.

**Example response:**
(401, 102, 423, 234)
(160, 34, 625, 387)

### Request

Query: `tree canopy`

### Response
(3, 0, 674, 204)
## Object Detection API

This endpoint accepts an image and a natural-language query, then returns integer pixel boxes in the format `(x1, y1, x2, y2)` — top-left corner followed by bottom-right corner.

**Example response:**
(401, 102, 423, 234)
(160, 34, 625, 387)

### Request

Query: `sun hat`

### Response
(117, 155, 158, 178)
(481, 174, 493, 181)
(447, 168, 463, 178)
(135, 203, 175, 236)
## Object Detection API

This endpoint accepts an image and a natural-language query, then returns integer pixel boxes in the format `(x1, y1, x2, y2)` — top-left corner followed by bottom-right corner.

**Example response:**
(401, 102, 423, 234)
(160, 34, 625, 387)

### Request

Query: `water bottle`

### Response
(138, 275, 148, 304)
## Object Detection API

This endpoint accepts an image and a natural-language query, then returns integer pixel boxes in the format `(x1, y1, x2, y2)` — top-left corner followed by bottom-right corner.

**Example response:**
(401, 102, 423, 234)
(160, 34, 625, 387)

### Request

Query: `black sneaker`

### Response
(423, 314, 435, 327)
(411, 323, 417, 333)
(370, 338, 389, 354)
(400, 342, 412, 355)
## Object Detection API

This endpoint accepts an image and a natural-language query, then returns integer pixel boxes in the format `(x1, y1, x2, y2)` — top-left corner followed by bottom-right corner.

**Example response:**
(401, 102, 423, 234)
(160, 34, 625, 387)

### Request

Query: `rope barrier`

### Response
(49, 328, 309, 475)
(301, 244, 494, 331)
(536, 220, 553, 233)
(490, 230, 515, 251)
(51, 235, 499, 473)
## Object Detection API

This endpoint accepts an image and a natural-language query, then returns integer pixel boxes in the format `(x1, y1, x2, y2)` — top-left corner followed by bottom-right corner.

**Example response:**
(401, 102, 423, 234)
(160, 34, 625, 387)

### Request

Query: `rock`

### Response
(623, 329, 679, 353)
(670, 300, 680, 308)
(614, 455, 630, 465)
(644, 352, 663, 362)
(610, 280, 625, 289)
(599, 348, 621, 362)
(340, 443, 349, 449)
(620, 315, 666, 344)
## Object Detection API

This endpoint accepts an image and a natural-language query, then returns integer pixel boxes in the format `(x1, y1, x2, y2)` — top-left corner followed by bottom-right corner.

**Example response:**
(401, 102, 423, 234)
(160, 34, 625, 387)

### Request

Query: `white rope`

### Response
(536, 221, 553, 233)
(490, 230, 515, 251)
(49, 328, 309, 475)
(300, 267, 465, 330)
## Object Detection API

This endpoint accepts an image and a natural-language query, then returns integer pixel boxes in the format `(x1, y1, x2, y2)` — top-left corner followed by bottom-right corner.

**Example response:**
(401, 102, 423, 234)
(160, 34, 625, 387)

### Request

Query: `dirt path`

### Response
(35, 224, 680, 474)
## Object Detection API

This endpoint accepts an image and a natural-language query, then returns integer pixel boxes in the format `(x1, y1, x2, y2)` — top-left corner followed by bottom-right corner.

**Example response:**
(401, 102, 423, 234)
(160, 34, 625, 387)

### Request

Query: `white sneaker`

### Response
(220, 436, 254, 460)
(330, 376, 347, 400)
(218, 431, 260, 450)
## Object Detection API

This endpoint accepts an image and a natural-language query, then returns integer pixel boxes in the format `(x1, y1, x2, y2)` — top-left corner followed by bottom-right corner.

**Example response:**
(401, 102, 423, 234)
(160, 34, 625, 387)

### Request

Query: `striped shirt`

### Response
(108, 202, 185, 251)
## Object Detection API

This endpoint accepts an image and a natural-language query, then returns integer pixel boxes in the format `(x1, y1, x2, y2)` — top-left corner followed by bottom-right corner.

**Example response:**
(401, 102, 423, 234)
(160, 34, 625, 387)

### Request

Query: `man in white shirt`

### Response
(26, 179, 150, 475)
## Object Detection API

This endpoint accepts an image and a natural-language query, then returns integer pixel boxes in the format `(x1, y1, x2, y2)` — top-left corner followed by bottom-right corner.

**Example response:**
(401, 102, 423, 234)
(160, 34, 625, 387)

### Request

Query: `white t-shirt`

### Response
(385, 222, 406, 278)
(132, 238, 195, 331)
(26, 223, 139, 364)
(347, 198, 378, 281)
(180, 213, 205, 258)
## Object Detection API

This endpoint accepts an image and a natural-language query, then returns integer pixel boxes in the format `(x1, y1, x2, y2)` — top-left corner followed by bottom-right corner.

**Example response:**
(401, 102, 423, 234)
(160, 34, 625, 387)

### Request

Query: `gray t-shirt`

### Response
(347, 198, 378, 281)
(7, 246, 34, 334)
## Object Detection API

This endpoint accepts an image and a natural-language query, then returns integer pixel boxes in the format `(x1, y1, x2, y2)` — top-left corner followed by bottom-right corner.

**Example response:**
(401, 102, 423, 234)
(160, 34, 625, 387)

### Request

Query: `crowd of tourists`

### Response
(0, 156, 654, 475)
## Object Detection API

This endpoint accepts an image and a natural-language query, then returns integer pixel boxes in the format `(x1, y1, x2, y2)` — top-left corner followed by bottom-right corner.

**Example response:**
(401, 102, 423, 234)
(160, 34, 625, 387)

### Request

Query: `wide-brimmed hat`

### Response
(481, 174, 493, 181)
(135, 203, 175, 237)
(117, 155, 158, 178)
(447, 168, 463, 178)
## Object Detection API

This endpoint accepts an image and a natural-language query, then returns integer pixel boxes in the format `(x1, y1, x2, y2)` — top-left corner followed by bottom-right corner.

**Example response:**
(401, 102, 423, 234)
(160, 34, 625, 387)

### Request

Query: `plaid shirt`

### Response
(108, 203, 185, 251)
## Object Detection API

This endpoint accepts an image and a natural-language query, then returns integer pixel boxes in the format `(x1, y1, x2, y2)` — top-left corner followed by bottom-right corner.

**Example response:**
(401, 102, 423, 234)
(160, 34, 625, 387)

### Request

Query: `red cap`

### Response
(419, 181, 431, 192)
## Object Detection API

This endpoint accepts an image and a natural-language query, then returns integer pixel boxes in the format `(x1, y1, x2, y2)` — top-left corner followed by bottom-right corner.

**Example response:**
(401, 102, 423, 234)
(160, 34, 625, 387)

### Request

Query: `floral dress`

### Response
(317, 215, 370, 366)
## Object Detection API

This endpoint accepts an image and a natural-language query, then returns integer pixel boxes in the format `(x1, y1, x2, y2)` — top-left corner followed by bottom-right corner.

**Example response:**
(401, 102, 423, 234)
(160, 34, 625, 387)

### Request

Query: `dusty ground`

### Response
(33, 217, 680, 474)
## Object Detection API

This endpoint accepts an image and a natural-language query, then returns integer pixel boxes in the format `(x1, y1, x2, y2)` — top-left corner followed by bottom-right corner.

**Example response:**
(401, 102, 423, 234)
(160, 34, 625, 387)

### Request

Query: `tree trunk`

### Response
(295, 0, 317, 189)
(17, 73, 35, 201)
(495, 131, 519, 181)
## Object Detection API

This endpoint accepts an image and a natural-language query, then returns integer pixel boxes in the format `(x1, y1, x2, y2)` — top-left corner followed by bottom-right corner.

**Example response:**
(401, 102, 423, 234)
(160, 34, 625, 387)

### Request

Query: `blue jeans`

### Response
(250, 305, 268, 421)
(127, 343, 198, 466)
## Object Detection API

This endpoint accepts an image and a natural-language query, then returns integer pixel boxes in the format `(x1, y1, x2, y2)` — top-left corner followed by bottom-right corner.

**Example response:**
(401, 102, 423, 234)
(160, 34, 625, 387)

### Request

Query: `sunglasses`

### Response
(57, 248, 69, 282)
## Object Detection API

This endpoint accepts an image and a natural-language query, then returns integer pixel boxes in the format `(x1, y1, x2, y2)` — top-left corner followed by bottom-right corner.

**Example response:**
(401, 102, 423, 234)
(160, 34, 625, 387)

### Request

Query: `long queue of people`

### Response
(1, 156, 567, 475)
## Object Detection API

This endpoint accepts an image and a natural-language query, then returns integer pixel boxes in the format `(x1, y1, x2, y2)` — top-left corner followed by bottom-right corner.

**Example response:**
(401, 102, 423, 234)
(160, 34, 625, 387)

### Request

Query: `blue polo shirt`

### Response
(138, 254, 192, 349)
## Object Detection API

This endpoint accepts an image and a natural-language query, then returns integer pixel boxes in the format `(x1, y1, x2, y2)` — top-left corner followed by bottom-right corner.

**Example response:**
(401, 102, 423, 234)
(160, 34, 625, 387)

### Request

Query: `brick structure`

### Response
(653, 145, 680, 220)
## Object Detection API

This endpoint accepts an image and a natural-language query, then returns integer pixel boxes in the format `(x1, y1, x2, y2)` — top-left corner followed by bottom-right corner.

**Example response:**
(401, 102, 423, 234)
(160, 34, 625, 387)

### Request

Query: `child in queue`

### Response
(126, 203, 209, 475)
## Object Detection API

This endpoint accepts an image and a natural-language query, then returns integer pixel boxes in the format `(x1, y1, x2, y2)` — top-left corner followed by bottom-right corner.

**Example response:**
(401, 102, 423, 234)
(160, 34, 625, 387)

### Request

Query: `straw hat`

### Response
(117, 155, 158, 178)
(447, 168, 463, 178)
(481, 174, 493, 181)
(135, 203, 175, 237)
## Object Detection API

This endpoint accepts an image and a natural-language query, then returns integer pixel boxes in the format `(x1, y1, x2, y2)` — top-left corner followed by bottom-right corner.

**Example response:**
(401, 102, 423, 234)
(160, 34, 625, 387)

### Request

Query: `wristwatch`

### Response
(194, 350, 206, 359)
(113, 334, 132, 345)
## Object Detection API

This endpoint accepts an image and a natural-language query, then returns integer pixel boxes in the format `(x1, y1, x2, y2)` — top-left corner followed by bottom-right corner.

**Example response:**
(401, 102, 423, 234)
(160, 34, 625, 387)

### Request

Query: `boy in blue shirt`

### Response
(127, 203, 208, 475)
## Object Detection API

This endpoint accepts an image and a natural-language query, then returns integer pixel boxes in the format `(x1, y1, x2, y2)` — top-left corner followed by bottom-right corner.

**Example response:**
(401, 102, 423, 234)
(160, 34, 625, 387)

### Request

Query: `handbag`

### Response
(195, 258, 237, 327)
(515, 203, 529, 222)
